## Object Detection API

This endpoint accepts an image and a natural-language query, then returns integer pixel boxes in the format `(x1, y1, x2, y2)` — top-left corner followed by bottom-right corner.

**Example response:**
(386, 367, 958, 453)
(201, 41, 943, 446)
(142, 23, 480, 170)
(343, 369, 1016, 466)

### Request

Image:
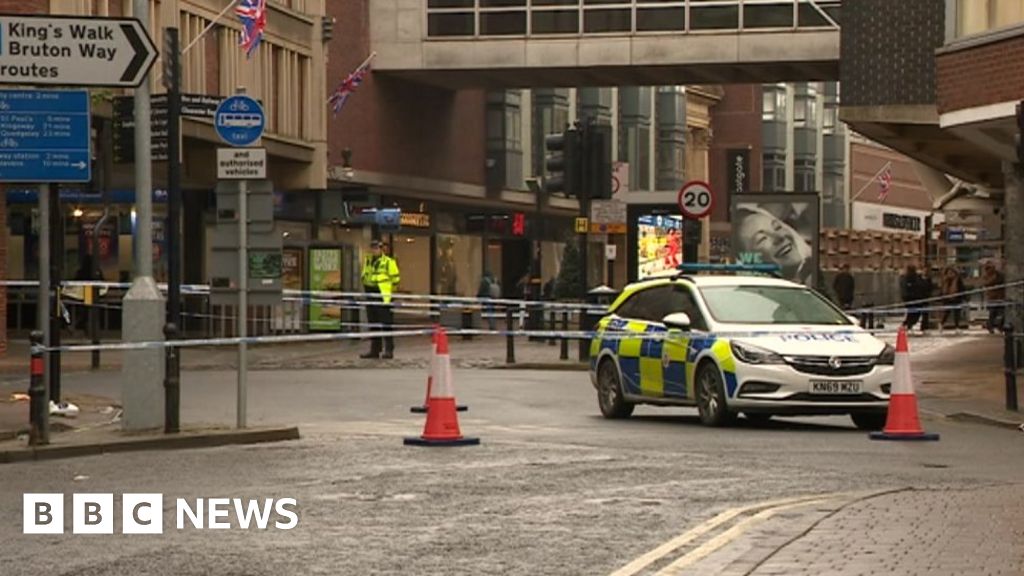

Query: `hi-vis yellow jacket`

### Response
(361, 254, 401, 304)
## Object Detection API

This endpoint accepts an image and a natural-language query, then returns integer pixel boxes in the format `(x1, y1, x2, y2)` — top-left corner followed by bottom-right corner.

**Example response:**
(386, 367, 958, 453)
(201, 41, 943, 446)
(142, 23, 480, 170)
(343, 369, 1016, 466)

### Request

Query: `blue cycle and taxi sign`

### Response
(215, 95, 265, 148)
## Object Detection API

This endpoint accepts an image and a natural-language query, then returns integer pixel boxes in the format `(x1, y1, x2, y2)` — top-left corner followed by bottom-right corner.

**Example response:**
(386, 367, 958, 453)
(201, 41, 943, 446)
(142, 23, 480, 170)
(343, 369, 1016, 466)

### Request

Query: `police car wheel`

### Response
(597, 359, 634, 419)
(850, 412, 887, 431)
(696, 363, 734, 427)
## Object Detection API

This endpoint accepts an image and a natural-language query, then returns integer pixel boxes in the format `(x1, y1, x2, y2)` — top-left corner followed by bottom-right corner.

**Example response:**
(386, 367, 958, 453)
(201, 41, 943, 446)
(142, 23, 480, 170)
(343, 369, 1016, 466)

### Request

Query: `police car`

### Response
(588, 265, 893, 429)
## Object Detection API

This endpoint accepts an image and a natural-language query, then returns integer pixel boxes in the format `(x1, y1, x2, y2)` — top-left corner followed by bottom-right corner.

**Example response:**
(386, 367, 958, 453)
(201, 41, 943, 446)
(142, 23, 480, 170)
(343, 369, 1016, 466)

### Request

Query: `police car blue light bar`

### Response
(676, 263, 782, 274)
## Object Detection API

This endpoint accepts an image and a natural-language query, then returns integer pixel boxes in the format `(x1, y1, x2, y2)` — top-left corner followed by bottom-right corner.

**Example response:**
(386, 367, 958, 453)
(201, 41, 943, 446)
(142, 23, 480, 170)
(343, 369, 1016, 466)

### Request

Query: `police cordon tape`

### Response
(6, 279, 1021, 317)
(33, 325, 990, 355)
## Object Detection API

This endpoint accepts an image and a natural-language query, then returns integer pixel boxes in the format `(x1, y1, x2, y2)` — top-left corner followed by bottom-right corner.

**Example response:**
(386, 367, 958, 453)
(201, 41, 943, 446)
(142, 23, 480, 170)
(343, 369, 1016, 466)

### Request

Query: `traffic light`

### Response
(161, 29, 180, 92)
(322, 16, 336, 42)
(586, 124, 613, 200)
(543, 128, 581, 197)
(1016, 101, 1024, 165)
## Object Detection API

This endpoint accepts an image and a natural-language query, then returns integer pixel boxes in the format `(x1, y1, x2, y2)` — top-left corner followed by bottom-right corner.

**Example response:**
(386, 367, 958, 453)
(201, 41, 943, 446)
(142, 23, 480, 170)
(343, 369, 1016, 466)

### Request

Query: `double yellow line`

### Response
(609, 492, 856, 576)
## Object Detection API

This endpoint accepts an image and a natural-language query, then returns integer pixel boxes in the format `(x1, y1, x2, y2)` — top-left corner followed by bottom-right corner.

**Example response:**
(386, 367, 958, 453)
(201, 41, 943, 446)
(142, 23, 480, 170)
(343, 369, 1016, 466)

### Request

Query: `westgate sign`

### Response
(0, 15, 157, 87)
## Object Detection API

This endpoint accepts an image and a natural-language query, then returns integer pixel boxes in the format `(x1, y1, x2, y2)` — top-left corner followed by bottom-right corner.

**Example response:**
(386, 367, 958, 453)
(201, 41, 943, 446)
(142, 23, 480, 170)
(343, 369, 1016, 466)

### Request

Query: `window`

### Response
(762, 87, 786, 122)
(700, 285, 851, 325)
(957, 0, 1024, 37)
(794, 97, 816, 128)
(661, 285, 708, 331)
(619, 87, 652, 191)
(823, 105, 839, 134)
(762, 153, 786, 192)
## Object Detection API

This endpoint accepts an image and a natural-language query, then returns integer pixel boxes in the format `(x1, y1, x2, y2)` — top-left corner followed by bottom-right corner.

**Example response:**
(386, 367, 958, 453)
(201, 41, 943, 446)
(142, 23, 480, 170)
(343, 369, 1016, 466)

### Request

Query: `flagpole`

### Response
(182, 0, 240, 55)
(326, 51, 377, 105)
(850, 160, 892, 203)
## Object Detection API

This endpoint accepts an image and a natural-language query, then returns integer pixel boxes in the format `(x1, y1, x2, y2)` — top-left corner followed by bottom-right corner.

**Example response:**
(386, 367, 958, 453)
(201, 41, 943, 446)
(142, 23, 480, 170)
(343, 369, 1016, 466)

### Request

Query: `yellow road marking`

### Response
(608, 493, 843, 576)
(652, 498, 830, 575)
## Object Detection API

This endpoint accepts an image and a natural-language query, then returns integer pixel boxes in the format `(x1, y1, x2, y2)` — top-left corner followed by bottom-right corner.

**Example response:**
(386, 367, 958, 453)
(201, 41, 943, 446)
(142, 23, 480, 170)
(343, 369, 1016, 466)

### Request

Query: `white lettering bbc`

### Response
(23, 494, 298, 534)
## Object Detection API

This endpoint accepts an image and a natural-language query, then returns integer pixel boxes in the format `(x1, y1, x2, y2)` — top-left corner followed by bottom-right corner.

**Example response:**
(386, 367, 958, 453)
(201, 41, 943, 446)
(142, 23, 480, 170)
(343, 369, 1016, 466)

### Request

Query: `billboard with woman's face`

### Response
(731, 193, 819, 287)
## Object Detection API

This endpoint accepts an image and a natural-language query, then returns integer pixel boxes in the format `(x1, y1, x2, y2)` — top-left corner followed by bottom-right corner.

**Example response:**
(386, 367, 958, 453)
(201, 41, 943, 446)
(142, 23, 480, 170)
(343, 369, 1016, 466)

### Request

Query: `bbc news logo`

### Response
(23, 494, 299, 534)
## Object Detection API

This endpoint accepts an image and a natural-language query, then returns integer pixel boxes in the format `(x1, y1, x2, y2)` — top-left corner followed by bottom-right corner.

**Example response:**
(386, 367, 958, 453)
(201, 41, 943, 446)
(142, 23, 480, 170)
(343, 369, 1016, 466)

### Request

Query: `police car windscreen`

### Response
(700, 286, 850, 325)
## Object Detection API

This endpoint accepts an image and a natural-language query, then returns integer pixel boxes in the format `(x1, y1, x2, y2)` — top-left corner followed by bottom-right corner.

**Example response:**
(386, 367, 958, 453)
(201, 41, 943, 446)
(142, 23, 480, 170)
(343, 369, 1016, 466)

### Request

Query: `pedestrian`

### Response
(832, 263, 855, 310)
(478, 271, 500, 330)
(982, 261, 1006, 334)
(901, 264, 928, 331)
(939, 266, 966, 330)
(360, 240, 401, 359)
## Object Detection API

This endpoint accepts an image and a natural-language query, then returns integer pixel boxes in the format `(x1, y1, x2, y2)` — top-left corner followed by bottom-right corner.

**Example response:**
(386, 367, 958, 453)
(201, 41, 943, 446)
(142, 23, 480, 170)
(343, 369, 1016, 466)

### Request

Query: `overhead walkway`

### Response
(370, 1, 842, 88)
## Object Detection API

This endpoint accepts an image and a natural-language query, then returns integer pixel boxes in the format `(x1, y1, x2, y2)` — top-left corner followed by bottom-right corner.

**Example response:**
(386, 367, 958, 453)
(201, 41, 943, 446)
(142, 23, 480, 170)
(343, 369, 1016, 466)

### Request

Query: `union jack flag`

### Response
(878, 165, 893, 202)
(329, 59, 372, 115)
(236, 0, 267, 58)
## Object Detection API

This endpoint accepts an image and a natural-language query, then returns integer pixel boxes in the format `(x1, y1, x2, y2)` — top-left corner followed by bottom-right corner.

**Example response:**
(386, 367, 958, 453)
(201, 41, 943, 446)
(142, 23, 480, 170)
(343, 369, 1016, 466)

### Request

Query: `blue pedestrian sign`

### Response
(0, 89, 91, 183)
(215, 95, 265, 147)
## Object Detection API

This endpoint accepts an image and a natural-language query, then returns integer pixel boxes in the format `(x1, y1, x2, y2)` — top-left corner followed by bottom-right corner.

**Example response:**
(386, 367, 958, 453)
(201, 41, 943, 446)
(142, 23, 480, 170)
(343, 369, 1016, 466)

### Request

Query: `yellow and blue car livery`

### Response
(588, 273, 894, 429)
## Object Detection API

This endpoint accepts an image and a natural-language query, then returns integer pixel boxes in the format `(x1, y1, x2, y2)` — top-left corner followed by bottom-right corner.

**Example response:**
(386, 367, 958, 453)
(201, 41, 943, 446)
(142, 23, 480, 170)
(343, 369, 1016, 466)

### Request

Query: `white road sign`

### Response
(678, 180, 715, 220)
(218, 148, 267, 180)
(0, 15, 157, 87)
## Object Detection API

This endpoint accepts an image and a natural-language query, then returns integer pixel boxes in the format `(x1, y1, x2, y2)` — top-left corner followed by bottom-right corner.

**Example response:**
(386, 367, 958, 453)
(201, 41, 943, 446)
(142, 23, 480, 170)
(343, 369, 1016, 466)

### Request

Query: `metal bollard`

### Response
(88, 287, 100, 369)
(1004, 324, 1018, 412)
(505, 307, 515, 364)
(28, 331, 48, 446)
(547, 309, 556, 346)
(164, 323, 181, 433)
(560, 310, 569, 360)
(577, 309, 590, 362)
(461, 308, 473, 341)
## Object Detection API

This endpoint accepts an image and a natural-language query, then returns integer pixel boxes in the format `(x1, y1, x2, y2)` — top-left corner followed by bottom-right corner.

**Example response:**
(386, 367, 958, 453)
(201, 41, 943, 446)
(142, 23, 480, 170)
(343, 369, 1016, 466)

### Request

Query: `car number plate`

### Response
(809, 380, 862, 394)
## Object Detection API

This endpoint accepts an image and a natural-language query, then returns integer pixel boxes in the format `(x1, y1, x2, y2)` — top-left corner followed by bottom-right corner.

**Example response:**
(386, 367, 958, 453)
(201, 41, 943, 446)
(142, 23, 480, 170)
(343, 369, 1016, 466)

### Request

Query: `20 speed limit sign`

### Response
(678, 180, 714, 219)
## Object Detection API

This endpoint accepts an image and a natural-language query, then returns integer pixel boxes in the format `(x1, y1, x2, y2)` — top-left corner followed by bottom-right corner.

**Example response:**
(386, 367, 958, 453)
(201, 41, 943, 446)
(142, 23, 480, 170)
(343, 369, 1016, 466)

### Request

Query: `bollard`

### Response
(88, 286, 100, 369)
(461, 307, 473, 341)
(164, 323, 181, 433)
(560, 310, 569, 360)
(578, 309, 590, 362)
(505, 306, 515, 364)
(1004, 323, 1018, 412)
(28, 331, 48, 446)
(547, 309, 556, 346)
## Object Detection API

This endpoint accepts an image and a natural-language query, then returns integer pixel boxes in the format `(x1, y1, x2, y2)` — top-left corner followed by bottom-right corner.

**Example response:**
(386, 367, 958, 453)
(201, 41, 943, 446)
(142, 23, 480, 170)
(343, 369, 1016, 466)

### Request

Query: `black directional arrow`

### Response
(0, 15, 159, 88)
(121, 23, 150, 83)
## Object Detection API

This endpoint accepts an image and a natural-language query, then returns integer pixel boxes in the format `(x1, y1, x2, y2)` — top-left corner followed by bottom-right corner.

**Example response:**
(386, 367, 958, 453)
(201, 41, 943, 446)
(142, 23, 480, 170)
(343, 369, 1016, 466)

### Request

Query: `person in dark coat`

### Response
(901, 265, 929, 330)
(833, 264, 855, 310)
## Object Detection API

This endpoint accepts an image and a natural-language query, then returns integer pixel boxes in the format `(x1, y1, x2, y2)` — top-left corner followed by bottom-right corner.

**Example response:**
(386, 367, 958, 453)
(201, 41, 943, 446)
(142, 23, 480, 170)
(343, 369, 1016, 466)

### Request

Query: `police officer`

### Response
(361, 240, 401, 359)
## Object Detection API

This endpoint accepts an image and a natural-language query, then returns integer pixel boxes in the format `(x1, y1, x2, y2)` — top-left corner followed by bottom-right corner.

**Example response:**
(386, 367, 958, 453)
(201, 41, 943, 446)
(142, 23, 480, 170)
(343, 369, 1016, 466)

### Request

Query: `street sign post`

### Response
(0, 15, 157, 88)
(214, 90, 267, 429)
(214, 95, 265, 147)
(113, 93, 223, 163)
(0, 89, 91, 182)
(678, 180, 714, 220)
(218, 148, 267, 180)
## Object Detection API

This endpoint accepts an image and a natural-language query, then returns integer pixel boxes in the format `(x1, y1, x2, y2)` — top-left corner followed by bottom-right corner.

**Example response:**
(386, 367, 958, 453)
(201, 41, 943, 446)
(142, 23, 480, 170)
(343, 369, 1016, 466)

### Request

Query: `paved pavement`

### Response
(746, 485, 1024, 576)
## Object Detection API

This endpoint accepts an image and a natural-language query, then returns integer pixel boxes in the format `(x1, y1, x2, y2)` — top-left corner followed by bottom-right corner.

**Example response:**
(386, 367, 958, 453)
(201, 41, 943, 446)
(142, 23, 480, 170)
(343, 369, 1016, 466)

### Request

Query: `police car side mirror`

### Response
(662, 312, 692, 331)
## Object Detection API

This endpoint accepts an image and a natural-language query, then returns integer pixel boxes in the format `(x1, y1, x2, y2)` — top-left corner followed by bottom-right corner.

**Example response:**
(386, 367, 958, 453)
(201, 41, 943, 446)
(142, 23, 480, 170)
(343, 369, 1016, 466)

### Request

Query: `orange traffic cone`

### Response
(404, 328, 480, 447)
(411, 327, 467, 414)
(870, 326, 939, 441)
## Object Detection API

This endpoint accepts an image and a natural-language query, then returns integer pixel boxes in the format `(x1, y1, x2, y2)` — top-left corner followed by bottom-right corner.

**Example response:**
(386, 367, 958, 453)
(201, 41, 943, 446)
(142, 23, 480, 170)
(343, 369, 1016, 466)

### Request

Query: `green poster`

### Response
(309, 248, 342, 331)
